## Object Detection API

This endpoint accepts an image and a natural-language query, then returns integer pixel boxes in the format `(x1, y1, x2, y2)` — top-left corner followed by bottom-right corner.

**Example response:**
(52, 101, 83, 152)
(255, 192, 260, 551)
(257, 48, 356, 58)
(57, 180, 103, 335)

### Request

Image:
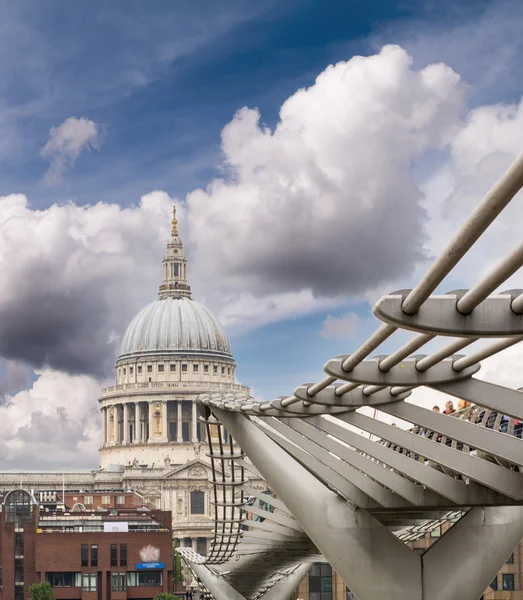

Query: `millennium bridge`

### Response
(179, 154, 523, 600)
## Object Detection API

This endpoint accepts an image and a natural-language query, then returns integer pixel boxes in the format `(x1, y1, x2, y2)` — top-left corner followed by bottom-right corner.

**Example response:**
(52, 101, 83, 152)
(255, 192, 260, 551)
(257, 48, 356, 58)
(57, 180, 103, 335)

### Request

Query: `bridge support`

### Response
(215, 408, 523, 600)
(260, 562, 312, 600)
(189, 562, 247, 600)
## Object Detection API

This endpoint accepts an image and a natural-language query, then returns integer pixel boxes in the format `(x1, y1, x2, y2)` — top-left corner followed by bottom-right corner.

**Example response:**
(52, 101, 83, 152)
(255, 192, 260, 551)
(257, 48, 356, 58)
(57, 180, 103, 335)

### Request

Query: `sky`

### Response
(1, 0, 523, 468)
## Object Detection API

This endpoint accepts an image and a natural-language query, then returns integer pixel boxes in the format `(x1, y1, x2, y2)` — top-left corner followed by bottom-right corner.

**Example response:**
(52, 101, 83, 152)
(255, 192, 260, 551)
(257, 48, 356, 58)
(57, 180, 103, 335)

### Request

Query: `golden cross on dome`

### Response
(171, 205, 178, 235)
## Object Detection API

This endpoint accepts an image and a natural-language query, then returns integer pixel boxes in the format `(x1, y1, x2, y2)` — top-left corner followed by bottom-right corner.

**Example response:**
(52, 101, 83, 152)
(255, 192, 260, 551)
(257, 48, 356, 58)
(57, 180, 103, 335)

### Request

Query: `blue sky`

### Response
(1, 0, 523, 466)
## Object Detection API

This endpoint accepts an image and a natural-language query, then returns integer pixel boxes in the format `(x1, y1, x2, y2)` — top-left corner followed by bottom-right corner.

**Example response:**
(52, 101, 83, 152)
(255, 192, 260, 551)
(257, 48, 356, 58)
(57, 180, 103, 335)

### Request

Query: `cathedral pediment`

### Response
(162, 458, 211, 480)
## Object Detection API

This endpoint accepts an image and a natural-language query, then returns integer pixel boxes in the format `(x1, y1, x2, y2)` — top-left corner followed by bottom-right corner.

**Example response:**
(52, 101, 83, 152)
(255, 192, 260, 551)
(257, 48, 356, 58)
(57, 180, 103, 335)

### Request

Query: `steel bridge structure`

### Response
(179, 154, 523, 600)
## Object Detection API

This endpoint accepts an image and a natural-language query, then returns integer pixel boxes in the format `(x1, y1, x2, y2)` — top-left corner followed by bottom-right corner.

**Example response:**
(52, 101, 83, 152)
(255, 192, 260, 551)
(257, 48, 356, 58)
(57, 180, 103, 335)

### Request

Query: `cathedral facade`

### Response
(0, 206, 255, 556)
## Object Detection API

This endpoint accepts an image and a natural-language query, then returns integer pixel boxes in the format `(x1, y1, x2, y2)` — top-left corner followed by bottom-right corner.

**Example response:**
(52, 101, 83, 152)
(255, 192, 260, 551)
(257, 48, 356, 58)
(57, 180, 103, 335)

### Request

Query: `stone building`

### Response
(0, 205, 256, 557)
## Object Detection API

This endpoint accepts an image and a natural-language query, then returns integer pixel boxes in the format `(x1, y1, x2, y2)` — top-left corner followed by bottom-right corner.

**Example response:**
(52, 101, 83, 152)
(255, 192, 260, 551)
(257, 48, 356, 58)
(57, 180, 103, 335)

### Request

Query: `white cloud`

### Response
(186, 45, 466, 324)
(320, 313, 358, 340)
(41, 117, 104, 185)
(0, 369, 104, 469)
(0, 190, 175, 376)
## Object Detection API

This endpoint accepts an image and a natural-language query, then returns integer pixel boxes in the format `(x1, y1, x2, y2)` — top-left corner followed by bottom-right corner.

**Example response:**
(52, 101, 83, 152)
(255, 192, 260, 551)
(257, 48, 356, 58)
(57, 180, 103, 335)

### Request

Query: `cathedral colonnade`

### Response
(100, 399, 210, 446)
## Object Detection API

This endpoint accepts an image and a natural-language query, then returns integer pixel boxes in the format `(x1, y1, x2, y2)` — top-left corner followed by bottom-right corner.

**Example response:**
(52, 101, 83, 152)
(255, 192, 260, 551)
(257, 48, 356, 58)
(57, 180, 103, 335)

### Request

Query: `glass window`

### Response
(138, 365, 142, 374)
(506, 552, 515, 563)
(191, 491, 205, 515)
(182, 422, 190, 441)
(170, 363, 176, 372)
(110, 544, 118, 567)
(221, 366, 225, 374)
(90, 544, 98, 567)
(123, 368, 126, 375)
(102, 495, 111, 505)
(84, 495, 93, 505)
(82, 573, 96, 592)
(196, 537, 207, 556)
(117, 495, 126, 505)
(183, 538, 192, 547)
(430, 526, 441, 538)
(112, 573, 126, 591)
(503, 574, 515, 590)
(127, 571, 162, 587)
(147, 365, 152, 373)
(46, 572, 81, 588)
(81, 544, 88, 567)
(490, 576, 498, 590)
(213, 365, 218, 374)
(204, 364, 209, 373)
(130, 367, 133, 374)
(182, 364, 187, 372)
(309, 562, 332, 600)
(14, 532, 24, 556)
(120, 544, 127, 567)
(158, 364, 164, 372)
(14, 558, 24, 584)
(193, 364, 199, 372)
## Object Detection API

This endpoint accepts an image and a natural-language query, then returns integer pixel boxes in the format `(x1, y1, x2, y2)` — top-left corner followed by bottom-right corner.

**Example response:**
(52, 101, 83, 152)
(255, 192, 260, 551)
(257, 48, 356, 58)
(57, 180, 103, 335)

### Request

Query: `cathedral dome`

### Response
(119, 296, 232, 360)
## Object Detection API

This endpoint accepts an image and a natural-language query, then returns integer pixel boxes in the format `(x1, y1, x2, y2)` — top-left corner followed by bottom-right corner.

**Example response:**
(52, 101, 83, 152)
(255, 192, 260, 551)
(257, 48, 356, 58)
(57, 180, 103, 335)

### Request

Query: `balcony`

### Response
(100, 380, 250, 399)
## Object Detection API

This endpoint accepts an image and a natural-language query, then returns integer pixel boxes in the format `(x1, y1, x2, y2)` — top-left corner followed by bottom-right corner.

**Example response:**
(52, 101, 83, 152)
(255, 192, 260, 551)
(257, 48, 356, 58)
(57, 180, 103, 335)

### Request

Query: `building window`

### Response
(346, 587, 357, 600)
(112, 573, 126, 591)
(120, 544, 127, 567)
(158, 364, 164, 372)
(204, 364, 209, 373)
(110, 544, 118, 567)
(84, 495, 93, 505)
(14, 532, 24, 556)
(117, 495, 126, 505)
(102, 495, 111, 505)
(183, 538, 192, 547)
(490, 577, 498, 590)
(191, 491, 205, 515)
(170, 363, 176, 372)
(127, 571, 163, 587)
(81, 544, 88, 567)
(138, 365, 142, 374)
(147, 365, 152, 373)
(15, 589, 24, 600)
(503, 574, 515, 590)
(309, 562, 332, 599)
(221, 366, 225, 375)
(123, 368, 126, 375)
(228, 367, 231, 375)
(197, 537, 207, 556)
(90, 544, 98, 567)
(193, 364, 198, 372)
(182, 363, 187, 372)
(213, 365, 218, 374)
(82, 573, 97, 592)
(130, 367, 133, 374)
(46, 572, 81, 588)
(506, 552, 515, 563)
(14, 557, 23, 584)
(430, 526, 441, 538)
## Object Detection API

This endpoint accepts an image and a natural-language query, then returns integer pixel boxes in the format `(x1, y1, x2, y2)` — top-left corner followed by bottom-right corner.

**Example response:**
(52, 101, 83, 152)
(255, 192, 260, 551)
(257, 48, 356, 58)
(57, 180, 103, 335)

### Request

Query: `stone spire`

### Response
(158, 205, 192, 299)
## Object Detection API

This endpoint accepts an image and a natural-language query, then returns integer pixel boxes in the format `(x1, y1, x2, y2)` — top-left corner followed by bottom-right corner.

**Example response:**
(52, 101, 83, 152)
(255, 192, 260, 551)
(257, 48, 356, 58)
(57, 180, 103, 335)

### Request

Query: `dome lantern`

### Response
(158, 205, 192, 300)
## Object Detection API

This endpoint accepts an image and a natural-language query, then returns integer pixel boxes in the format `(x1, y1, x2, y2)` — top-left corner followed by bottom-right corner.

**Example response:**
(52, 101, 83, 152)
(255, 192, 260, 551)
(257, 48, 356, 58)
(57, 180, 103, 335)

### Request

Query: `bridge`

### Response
(179, 154, 523, 600)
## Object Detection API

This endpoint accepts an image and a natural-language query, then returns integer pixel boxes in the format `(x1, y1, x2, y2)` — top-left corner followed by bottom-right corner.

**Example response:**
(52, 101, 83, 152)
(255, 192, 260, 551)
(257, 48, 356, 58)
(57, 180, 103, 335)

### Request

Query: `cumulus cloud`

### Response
(320, 313, 359, 340)
(41, 117, 104, 185)
(0, 191, 175, 377)
(0, 369, 103, 469)
(186, 45, 466, 315)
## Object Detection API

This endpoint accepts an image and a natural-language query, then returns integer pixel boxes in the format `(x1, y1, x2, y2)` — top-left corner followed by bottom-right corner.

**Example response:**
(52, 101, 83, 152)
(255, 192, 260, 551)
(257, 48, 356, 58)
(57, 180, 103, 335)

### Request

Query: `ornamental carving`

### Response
(188, 465, 206, 478)
(109, 408, 115, 441)
(153, 402, 163, 436)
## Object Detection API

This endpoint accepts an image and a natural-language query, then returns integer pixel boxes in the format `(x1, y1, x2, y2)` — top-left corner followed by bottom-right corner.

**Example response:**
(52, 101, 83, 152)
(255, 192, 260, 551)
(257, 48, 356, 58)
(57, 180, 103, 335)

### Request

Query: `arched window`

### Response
(4, 490, 35, 523)
(190, 491, 205, 515)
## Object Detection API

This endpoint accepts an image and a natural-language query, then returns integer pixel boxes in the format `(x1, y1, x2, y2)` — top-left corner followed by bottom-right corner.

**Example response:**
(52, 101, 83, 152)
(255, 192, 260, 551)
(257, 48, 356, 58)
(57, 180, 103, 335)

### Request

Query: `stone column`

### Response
(192, 401, 198, 442)
(162, 400, 169, 442)
(101, 407, 107, 446)
(177, 401, 182, 442)
(114, 405, 122, 444)
(134, 403, 141, 444)
(122, 403, 129, 444)
(148, 402, 154, 443)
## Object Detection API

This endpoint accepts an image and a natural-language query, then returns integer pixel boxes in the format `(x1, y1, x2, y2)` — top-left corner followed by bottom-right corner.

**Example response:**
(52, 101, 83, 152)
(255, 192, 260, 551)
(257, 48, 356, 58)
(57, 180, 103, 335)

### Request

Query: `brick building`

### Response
(0, 489, 173, 600)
